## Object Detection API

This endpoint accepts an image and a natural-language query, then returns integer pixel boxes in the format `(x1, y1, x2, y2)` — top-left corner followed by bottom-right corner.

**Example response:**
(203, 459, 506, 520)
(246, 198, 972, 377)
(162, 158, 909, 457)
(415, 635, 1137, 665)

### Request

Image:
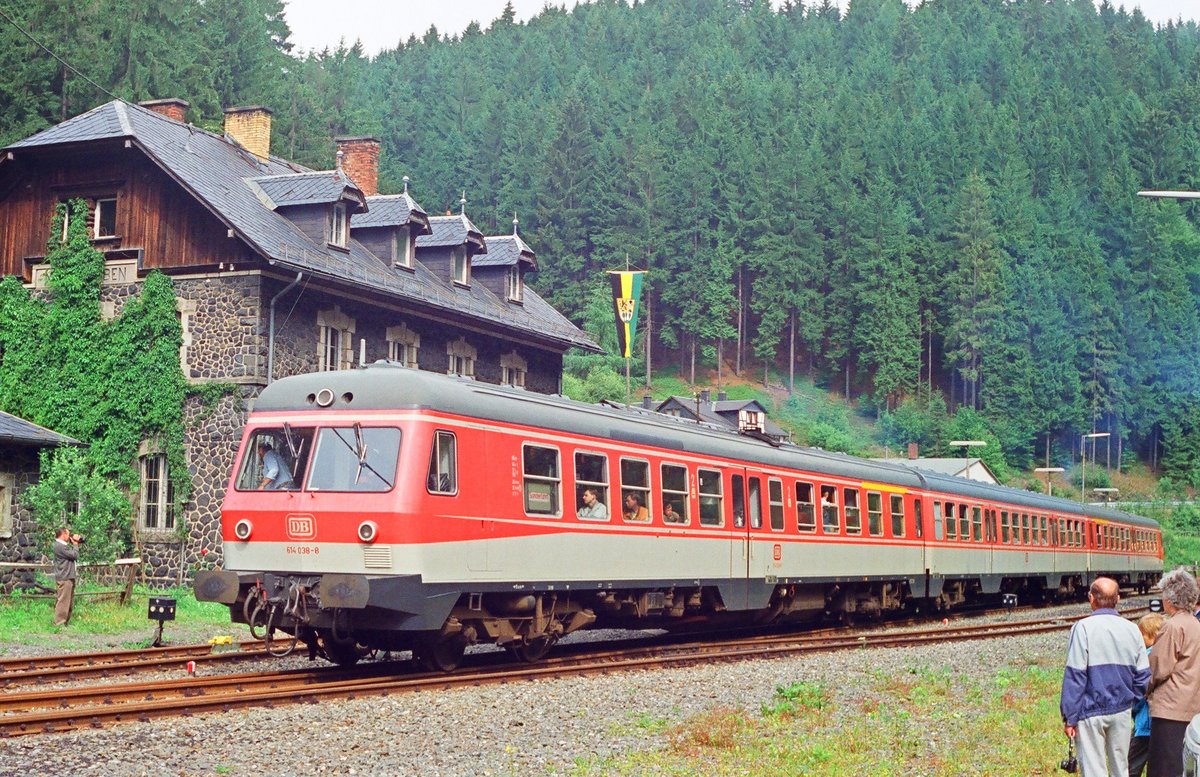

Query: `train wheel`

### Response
(320, 632, 362, 666)
(508, 635, 555, 663)
(416, 636, 466, 672)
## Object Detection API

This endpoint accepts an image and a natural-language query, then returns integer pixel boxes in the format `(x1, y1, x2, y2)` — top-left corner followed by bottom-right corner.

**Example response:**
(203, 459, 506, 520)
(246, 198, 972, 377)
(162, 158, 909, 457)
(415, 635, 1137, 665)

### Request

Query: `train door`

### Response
(730, 472, 751, 580)
(739, 471, 774, 580)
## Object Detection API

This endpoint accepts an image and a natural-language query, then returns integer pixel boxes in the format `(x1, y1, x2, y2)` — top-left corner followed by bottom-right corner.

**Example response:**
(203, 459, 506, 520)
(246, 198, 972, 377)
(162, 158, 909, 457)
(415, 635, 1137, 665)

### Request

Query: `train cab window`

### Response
(522, 444, 561, 516)
(426, 431, 457, 494)
(820, 486, 839, 533)
(972, 507, 982, 542)
(747, 477, 763, 529)
(796, 482, 816, 533)
(844, 488, 861, 535)
(944, 502, 956, 540)
(1000, 511, 1010, 543)
(768, 478, 785, 532)
(698, 468, 723, 526)
(575, 452, 610, 521)
(307, 426, 401, 492)
(867, 492, 883, 536)
(731, 474, 746, 528)
(958, 505, 970, 542)
(933, 501, 944, 541)
(236, 426, 315, 491)
(620, 458, 651, 523)
(661, 463, 689, 525)
(889, 494, 905, 537)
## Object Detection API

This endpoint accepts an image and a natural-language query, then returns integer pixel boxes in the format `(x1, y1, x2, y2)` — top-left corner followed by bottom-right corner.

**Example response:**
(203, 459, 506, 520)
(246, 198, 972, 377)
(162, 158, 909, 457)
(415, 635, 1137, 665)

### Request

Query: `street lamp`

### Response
(950, 440, 986, 480)
(1081, 432, 1110, 503)
(1137, 191, 1200, 199)
(1034, 466, 1065, 496)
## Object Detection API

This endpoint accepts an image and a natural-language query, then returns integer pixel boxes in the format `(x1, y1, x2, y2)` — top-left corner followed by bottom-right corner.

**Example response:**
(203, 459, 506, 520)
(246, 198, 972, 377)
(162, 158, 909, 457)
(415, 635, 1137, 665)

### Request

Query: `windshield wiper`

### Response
(329, 426, 394, 489)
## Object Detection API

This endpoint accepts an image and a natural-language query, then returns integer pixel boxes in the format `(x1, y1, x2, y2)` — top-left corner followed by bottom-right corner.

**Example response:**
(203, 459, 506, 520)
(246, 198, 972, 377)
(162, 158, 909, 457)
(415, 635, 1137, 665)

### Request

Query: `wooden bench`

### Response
(0, 558, 142, 605)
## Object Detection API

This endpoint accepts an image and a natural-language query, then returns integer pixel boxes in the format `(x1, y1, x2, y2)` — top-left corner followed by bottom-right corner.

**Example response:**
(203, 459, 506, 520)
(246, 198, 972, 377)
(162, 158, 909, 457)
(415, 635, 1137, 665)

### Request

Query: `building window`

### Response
(176, 298, 195, 381)
(59, 196, 118, 241)
(506, 265, 523, 302)
(329, 203, 348, 248)
(317, 307, 355, 371)
(395, 227, 414, 269)
(0, 472, 14, 539)
(446, 337, 476, 378)
(386, 323, 420, 368)
(452, 247, 470, 285)
(140, 453, 175, 530)
(500, 351, 527, 388)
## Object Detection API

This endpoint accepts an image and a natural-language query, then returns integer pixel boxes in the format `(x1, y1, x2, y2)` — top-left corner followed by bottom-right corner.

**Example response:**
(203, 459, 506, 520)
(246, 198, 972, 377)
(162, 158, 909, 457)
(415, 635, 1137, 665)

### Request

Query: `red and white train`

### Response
(195, 364, 1163, 669)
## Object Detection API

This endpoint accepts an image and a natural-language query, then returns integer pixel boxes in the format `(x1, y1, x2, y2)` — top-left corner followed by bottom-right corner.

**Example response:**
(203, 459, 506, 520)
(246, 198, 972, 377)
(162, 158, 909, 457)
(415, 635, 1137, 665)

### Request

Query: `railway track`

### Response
(0, 606, 1138, 738)
(0, 640, 268, 688)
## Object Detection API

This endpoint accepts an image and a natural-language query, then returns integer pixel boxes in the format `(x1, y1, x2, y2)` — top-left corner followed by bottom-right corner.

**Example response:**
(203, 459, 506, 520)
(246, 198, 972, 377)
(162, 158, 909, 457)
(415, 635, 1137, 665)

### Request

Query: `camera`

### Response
(1059, 754, 1078, 773)
(72, 534, 85, 544)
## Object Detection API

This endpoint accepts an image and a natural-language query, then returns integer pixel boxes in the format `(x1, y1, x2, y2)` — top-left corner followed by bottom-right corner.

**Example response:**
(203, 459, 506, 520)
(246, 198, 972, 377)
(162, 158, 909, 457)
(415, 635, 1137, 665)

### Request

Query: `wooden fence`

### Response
(0, 557, 142, 605)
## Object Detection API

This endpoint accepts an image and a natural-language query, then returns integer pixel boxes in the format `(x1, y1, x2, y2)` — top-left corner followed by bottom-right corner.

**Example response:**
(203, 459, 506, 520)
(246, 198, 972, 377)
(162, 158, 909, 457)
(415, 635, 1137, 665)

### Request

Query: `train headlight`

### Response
(233, 519, 253, 541)
(357, 520, 378, 543)
(315, 388, 335, 407)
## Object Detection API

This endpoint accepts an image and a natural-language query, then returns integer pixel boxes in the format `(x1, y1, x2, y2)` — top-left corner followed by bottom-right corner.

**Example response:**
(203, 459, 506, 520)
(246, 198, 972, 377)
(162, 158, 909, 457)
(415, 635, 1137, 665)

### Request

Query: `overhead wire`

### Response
(0, 5, 119, 103)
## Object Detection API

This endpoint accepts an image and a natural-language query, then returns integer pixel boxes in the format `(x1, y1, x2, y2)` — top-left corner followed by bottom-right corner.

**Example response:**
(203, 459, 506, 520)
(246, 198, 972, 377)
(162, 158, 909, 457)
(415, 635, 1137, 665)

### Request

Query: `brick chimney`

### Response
(908, 443, 919, 460)
(335, 136, 380, 196)
(139, 98, 189, 123)
(224, 106, 273, 162)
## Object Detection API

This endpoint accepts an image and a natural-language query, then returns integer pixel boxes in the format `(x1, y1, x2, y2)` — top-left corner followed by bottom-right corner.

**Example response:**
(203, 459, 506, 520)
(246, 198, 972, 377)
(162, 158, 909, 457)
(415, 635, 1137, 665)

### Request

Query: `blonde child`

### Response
(1130, 612, 1165, 777)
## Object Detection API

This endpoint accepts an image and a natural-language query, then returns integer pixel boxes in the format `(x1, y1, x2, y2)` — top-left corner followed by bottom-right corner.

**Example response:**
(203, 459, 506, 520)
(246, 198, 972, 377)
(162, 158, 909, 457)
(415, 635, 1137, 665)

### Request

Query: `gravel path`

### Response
(0, 603, 1103, 777)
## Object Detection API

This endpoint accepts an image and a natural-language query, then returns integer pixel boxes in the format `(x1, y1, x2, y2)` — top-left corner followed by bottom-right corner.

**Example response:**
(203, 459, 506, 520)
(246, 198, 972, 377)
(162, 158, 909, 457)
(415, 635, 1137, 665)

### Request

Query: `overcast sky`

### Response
(283, 0, 1200, 56)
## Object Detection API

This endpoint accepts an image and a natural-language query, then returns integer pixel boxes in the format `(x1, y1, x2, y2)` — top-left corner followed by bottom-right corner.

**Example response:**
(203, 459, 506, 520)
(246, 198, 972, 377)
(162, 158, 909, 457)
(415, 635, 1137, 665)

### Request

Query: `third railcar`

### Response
(196, 364, 1162, 669)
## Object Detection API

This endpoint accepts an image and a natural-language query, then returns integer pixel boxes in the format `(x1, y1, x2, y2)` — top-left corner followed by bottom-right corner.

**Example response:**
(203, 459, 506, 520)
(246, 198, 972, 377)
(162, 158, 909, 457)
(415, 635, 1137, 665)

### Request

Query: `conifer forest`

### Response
(1, 0, 1199, 478)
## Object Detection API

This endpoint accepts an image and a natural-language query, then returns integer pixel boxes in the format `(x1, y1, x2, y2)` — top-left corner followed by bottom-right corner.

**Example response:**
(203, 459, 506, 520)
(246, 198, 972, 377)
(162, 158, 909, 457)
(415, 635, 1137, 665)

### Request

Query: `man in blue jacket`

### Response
(1061, 577, 1151, 777)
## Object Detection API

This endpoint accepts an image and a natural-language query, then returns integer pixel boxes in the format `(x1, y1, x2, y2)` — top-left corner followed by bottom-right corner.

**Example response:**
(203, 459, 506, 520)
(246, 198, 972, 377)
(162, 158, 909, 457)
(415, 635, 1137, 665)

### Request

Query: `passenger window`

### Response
(1001, 511, 1010, 544)
(1040, 515, 1048, 545)
(620, 458, 651, 523)
(867, 492, 883, 536)
(914, 499, 923, 538)
(820, 485, 839, 533)
(945, 502, 956, 539)
(698, 468, 723, 526)
(933, 501, 944, 541)
(768, 478, 784, 532)
(890, 494, 905, 537)
(661, 463, 689, 524)
(307, 426, 401, 492)
(972, 507, 982, 542)
(796, 482, 816, 532)
(236, 426, 315, 491)
(575, 451, 610, 521)
(732, 474, 746, 528)
(1021, 514, 1029, 544)
(426, 431, 457, 494)
(958, 504, 970, 542)
(844, 488, 861, 535)
(522, 444, 561, 516)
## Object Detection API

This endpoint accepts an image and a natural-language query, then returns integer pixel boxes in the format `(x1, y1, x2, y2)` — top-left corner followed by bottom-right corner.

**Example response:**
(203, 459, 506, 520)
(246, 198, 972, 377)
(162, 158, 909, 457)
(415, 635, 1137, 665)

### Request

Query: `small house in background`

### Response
(654, 391, 789, 443)
(876, 454, 1000, 485)
(0, 412, 79, 586)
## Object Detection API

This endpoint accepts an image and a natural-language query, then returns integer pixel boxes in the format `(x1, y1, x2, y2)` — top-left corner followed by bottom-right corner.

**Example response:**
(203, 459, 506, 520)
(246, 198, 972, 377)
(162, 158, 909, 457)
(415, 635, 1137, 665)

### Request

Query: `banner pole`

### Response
(626, 357, 632, 407)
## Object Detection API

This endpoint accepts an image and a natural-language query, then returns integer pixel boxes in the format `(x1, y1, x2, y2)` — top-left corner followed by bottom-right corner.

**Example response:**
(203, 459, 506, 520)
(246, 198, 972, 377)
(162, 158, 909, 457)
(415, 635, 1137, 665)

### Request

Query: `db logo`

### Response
(773, 544, 782, 561)
(286, 513, 316, 540)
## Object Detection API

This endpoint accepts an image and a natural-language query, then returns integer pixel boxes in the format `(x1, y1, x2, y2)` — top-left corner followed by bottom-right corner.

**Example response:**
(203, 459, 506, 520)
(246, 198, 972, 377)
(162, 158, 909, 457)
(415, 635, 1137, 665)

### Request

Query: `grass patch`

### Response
(571, 658, 1071, 776)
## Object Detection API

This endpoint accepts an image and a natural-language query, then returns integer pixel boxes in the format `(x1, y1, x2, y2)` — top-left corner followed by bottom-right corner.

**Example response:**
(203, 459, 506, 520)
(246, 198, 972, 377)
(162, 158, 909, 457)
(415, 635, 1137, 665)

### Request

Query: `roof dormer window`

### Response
(329, 202, 348, 248)
(395, 226, 414, 269)
(453, 246, 470, 286)
(506, 265, 523, 302)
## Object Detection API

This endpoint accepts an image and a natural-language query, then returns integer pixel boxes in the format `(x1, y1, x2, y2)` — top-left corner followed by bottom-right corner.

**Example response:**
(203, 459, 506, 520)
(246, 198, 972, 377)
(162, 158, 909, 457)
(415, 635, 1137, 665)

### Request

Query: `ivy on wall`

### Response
(0, 200, 189, 561)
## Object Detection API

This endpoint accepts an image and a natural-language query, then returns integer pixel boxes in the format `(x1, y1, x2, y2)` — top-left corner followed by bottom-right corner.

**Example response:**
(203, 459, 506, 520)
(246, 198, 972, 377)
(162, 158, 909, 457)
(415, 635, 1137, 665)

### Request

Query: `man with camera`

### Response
(52, 527, 81, 626)
(1061, 576, 1151, 776)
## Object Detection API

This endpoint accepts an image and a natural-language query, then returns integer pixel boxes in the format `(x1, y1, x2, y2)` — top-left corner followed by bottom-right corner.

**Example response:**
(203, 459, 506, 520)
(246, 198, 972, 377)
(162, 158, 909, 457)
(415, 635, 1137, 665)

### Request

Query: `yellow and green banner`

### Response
(609, 270, 646, 359)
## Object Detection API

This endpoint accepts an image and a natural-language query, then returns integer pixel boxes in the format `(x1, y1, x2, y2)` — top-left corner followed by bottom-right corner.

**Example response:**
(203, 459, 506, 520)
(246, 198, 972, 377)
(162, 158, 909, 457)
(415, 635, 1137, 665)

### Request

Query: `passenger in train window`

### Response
(623, 493, 648, 522)
(663, 502, 685, 524)
(577, 488, 608, 520)
(820, 486, 838, 532)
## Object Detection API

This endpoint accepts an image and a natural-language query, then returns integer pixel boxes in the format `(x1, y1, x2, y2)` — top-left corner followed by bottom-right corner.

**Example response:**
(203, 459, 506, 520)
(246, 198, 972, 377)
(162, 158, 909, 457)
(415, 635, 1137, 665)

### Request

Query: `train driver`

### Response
(257, 441, 296, 490)
(578, 487, 608, 520)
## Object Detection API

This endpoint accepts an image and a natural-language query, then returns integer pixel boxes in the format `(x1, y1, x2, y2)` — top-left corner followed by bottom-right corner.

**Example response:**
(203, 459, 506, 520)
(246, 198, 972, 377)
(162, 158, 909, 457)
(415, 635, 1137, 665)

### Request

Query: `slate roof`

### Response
(252, 170, 364, 210)
(416, 213, 485, 249)
(657, 396, 788, 440)
(0, 411, 80, 448)
(353, 193, 429, 231)
(880, 457, 1000, 485)
(5, 100, 597, 352)
(476, 234, 537, 270)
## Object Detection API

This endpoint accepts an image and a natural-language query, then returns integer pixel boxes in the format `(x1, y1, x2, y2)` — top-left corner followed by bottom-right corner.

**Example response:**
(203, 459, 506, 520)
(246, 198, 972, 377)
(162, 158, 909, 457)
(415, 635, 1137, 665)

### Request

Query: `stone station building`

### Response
(0, 98, 596, 584)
